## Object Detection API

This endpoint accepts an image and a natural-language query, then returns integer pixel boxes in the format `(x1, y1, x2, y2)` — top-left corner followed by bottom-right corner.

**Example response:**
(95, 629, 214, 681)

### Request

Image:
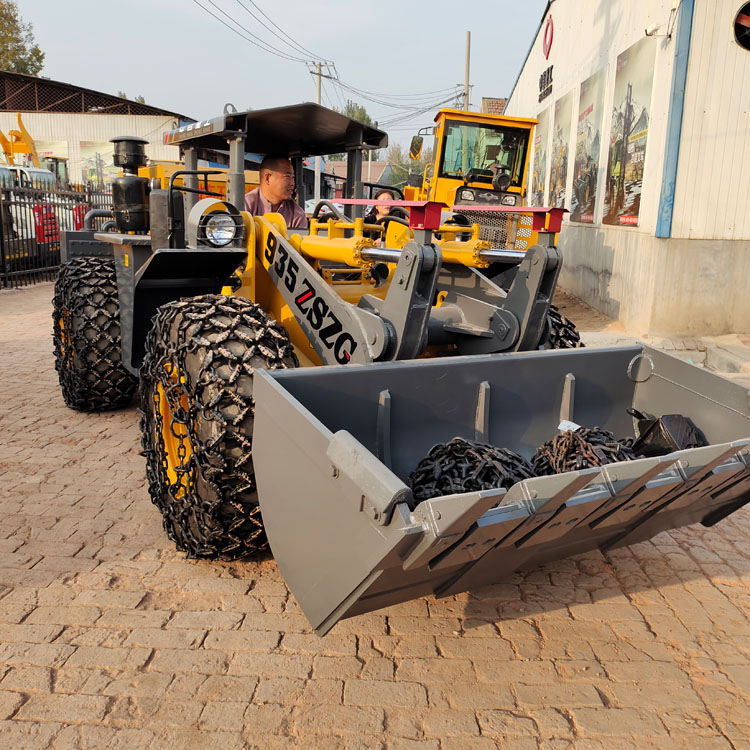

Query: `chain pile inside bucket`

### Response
(531, 426, 637, 476)
(409, 437, 536, 501)
(409, 427, 637, 501)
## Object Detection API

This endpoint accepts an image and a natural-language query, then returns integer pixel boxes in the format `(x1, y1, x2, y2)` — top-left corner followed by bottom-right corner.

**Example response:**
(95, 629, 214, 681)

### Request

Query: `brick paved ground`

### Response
(1, 281, 750, 750)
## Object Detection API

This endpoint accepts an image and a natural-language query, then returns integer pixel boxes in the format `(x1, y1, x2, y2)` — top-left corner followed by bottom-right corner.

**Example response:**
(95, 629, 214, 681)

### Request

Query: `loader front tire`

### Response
(52, 256, 137, 411)
(541, 304, 585, 349)
(139, 295, 297, 560)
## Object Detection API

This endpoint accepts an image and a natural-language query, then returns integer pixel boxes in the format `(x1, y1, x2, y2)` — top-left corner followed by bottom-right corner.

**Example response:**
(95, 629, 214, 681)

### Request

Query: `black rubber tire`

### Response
(52, 257, 137, 411)
(139, 295, 298, 560)
(540, 304, 585, 349)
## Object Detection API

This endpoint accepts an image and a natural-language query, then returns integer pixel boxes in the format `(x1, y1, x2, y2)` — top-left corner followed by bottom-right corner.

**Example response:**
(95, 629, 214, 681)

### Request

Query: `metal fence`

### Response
(0, 180, 112, 288)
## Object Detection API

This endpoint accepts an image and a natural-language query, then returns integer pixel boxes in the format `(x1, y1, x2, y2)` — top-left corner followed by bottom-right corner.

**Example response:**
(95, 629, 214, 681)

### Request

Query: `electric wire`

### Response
(233, 0, 329, 62)
(191, 0, 310, 63)
(335, 80, 462, 100)
(239, 0, 328, 61)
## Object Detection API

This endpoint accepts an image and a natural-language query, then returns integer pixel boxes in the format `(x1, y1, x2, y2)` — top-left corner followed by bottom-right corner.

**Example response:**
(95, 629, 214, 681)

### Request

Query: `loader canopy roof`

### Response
(165, 103, 387, 158)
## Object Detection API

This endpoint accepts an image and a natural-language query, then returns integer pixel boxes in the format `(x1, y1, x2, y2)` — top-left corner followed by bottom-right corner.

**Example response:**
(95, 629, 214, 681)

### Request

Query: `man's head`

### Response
(259, 156, 295, 206)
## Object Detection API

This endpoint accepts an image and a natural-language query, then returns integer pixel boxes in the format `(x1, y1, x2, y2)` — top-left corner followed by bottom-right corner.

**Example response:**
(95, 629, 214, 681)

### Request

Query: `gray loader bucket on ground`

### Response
(252, 346, 750, 635)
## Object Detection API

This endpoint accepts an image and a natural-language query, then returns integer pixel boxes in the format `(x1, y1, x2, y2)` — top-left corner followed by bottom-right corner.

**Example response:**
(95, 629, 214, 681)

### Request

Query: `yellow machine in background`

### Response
(0, 113, 40, 168)
(405, 108, 536, 206)
(404, 109, 549, 251)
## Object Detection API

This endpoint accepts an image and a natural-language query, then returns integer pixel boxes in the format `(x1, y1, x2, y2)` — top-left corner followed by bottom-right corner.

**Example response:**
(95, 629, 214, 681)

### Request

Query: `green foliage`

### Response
(384, 143, 434, 188)
(0, 0, 44, 75)
(327, 100, 379, 160)
(117, 92, 147, 104)
(338, 100, 373, 127)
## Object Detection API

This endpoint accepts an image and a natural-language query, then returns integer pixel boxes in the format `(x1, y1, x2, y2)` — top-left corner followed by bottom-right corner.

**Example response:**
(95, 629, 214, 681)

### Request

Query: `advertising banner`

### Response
(35, 141, 69, 160)
(530, 106, 550, 207)
(549, 90, 574, 208)
(603, 37, 656, 226)
(570, 68, 606, 223)
(80, 142, 118, 186)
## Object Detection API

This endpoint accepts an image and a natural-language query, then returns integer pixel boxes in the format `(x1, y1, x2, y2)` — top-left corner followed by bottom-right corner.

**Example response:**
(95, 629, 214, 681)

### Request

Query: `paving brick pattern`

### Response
(1, 282, 750, 749)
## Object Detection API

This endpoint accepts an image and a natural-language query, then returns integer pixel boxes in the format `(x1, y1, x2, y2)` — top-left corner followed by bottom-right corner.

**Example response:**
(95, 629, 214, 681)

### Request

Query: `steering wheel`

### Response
(376, 215, 410, 230)
(312, 200, 347, 221)
(384, 206, 410, 221)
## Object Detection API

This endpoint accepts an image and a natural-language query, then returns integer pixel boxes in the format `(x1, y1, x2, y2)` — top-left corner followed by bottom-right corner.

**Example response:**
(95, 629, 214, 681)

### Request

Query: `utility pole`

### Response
(368, 120, 376, 183)
(464, 31, 471, 112)
(314, 61, 322, 203)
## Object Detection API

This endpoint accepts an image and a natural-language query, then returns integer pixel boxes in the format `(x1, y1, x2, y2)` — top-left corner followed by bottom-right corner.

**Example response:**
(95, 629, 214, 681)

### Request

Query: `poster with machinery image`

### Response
(549, 90, 573, 208)
(603, 37, 656, 226)
(570, 68, 606, 223)
(80, 142, 119, 187)
(530, 106, 550, 206)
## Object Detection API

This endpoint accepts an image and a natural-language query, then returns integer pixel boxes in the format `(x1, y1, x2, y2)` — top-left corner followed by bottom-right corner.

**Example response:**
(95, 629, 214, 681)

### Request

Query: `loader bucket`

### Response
(252, 346, 750, 635)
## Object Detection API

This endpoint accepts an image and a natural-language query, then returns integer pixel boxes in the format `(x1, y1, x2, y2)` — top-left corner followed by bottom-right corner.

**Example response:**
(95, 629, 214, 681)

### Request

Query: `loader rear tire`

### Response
(541, 304, 585, 349)
(52, 256, 137, 411)
(139, 295, 297, 560)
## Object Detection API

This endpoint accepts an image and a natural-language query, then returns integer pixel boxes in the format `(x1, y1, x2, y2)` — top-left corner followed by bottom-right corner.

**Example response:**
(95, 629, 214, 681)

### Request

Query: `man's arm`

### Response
(288, 201, 309, 229)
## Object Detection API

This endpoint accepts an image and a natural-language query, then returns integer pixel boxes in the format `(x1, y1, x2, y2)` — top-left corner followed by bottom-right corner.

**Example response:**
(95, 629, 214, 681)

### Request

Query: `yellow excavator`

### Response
(0, 112, 70, 187)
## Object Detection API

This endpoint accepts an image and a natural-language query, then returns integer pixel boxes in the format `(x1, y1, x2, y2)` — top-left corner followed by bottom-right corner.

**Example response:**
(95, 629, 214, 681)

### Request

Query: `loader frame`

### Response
(62, 103, 568, 375)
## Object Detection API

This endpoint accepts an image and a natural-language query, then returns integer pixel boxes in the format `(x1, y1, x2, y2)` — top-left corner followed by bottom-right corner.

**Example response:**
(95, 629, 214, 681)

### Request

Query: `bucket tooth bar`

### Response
(251, 346, 750, 635)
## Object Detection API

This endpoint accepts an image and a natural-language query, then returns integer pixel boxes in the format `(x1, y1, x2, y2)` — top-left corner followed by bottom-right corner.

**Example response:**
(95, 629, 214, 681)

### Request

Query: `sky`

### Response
(20, 0, 548, 147)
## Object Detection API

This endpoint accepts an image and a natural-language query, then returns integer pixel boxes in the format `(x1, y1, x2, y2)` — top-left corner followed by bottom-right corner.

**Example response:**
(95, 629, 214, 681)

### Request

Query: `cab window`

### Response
(438, 120, 529, 188)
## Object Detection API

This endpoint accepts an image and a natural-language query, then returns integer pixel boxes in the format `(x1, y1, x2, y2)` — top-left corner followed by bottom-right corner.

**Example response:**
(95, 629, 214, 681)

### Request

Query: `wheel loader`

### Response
(52, 103, 750, 636)
(401, 107, 581, 346)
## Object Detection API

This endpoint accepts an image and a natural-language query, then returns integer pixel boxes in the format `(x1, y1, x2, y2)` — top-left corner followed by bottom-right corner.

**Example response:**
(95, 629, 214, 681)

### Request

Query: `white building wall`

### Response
(671, 0, 750, 240)
(0, 112, 181, 183)
(506, 0, 677, 235)
(505, 0, 750, 336)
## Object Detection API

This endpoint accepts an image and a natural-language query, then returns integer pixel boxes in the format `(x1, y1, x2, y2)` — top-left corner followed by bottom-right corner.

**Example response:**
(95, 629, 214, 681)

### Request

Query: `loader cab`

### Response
(413, 109, 536, 209)
(162, 103, 388, 229)
(40, 156, 70, 188)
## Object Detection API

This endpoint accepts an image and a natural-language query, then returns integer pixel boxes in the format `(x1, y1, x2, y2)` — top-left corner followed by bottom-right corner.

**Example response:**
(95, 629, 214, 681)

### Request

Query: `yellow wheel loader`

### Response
(52, 104, 750, 635)
(404, 108, 582, 347)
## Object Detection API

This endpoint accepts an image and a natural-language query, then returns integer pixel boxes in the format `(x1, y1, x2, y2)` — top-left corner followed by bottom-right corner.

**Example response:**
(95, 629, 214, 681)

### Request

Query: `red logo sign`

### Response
(543, 16, 554, 59)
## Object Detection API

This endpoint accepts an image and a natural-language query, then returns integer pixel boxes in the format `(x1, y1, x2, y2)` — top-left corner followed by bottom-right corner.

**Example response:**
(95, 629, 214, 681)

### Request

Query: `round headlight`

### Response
(205, 213, 237, 246)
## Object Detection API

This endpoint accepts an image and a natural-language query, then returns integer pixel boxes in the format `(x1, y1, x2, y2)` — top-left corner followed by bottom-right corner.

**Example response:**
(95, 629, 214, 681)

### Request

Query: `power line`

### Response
(336, 80, 462, 100)
(191, 0, 310, 63)
(232, 0, 328, 63)
(240, 0, 327, 61)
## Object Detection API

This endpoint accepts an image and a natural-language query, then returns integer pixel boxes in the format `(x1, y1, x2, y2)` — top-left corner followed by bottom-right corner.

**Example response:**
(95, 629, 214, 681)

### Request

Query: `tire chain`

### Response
(409, 437, 536, 502)
(544, 304, 585, 349)
(52, 257, 137, 411)
(532, 426, 636, 475)
(139, 294, 297, 560)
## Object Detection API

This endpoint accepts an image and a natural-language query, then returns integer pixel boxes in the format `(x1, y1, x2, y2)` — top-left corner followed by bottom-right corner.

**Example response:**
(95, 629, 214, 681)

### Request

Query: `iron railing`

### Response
(0, 180, 112, 288)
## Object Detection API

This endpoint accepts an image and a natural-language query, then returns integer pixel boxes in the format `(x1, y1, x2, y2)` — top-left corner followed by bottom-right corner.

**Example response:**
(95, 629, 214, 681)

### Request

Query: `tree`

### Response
(327, 99, 380, 161)
(117, 92, 146, 103)
(384, 143, 434, 189)
(0, 1, 44, 75)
